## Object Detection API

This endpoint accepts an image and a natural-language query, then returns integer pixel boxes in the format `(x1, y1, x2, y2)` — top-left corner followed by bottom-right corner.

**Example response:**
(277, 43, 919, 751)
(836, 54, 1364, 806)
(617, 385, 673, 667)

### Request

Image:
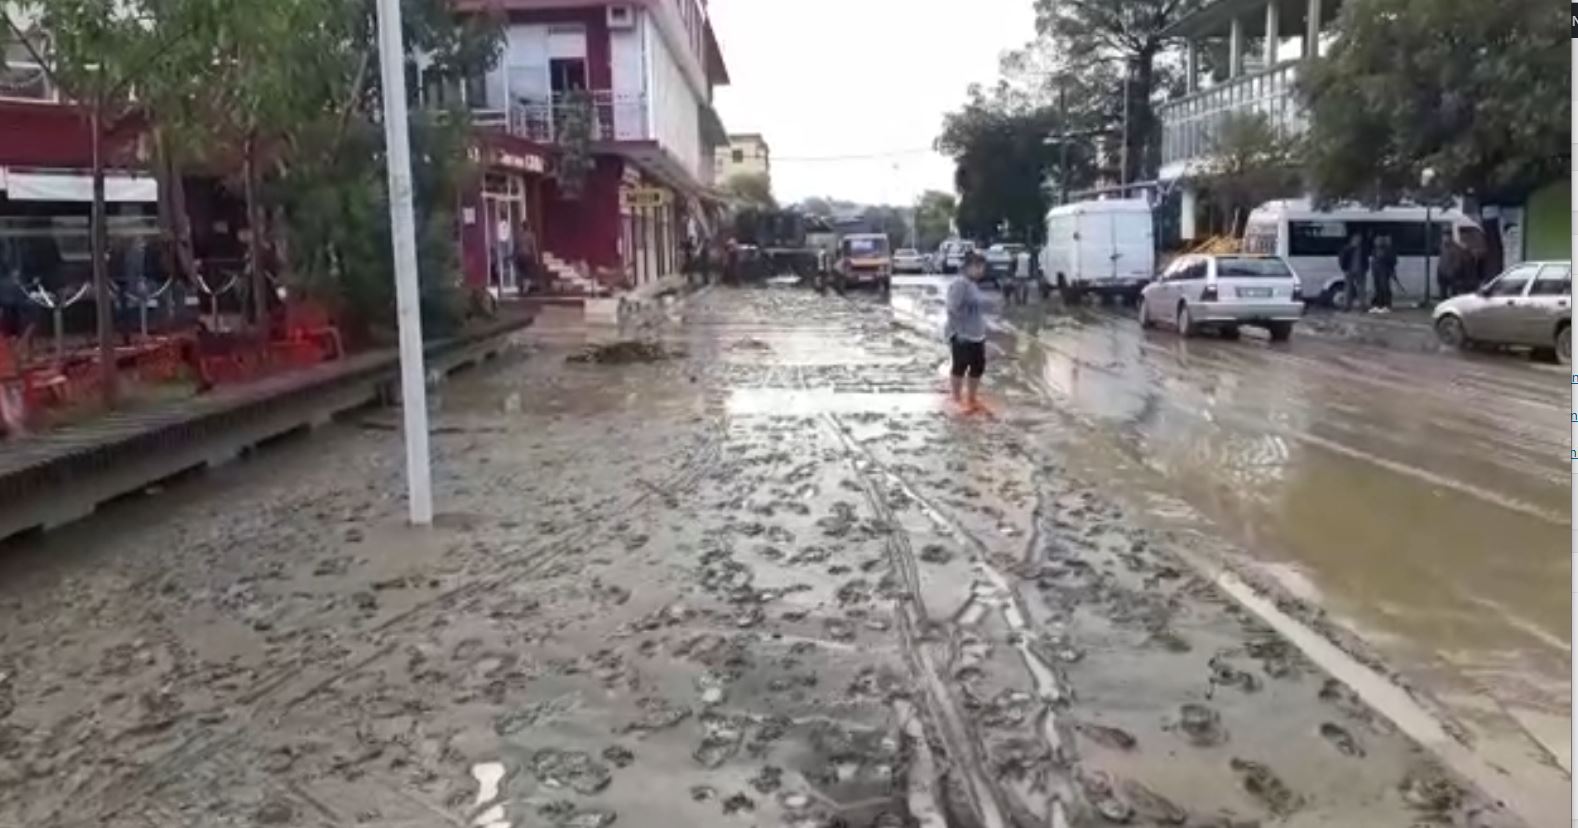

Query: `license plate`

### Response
(1236, 287, 1272, 298)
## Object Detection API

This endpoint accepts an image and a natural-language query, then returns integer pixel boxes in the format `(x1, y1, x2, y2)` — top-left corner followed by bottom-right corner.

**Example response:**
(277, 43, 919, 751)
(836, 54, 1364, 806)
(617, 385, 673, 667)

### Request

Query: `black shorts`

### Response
(950, 337, 986, 378)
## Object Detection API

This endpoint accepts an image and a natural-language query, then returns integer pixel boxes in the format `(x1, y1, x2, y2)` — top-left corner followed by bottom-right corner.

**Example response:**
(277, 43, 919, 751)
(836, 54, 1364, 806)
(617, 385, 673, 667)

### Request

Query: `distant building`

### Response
(715, 133, 770, 183)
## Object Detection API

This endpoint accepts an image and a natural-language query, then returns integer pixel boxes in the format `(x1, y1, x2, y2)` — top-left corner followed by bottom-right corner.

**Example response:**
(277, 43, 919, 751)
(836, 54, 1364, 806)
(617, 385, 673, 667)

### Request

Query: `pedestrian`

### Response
(1011, 245, 1033, 305)
(946, 250, 989, 412)
(514, 221, 539, 296)
(1369, 235, 1397, 313)
(1337, 233, 1367, 311)
(1437, 235, 1469, 297)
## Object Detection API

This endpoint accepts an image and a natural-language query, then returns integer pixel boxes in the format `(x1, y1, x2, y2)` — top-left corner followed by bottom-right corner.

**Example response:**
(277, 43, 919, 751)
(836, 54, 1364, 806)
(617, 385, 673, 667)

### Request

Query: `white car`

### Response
(1432, 261, 1571, 363)
(936, 240, 975, 274)
(1139, 253, 1304, 341)
(893, 248, 927, 273)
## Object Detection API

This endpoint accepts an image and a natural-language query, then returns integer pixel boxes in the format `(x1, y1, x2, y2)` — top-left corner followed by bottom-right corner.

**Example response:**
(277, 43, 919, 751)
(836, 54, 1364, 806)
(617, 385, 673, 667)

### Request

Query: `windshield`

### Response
(845, 237, 888, 256)
(1216, 257, 1293, 278)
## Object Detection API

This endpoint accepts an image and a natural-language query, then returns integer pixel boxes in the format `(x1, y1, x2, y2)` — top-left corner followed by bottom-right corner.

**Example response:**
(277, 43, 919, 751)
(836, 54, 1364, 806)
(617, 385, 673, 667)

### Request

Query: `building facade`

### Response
(457, 0, 732, 295)
(1, 12, 159, 297)
(1157, 0, 1335, 242)
(714, 132, 770, 183)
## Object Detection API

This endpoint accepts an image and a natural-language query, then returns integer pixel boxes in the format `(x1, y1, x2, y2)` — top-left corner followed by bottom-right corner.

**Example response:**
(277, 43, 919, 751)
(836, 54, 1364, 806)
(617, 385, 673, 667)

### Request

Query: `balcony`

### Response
(473, 90, 650, 145)
(1158, 60, 1304, 180)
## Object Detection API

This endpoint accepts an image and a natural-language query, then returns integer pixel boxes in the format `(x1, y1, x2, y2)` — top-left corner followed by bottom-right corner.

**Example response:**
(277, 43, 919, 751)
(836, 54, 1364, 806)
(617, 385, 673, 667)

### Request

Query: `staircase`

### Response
(541, 253, 610, 297)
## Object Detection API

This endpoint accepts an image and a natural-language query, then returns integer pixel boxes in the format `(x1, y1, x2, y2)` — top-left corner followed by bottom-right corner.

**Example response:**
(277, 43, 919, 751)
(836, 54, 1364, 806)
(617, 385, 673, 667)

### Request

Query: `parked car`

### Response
(1432, 261, 1571, 363)
(983, 243, 1026, 287)
(1139, 253, 1304, 341)
(936, 239, 975, 274)
(893, 248, 927, 274)
(1041, 199, 1155, 305)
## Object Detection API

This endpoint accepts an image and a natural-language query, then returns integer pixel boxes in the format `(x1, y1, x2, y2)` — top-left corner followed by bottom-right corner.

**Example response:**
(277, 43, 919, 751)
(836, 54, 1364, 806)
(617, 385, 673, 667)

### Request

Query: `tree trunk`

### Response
(243, 132, 267, 329)
(1120, 48, 1160, 188)
(90, 104, 118, 406)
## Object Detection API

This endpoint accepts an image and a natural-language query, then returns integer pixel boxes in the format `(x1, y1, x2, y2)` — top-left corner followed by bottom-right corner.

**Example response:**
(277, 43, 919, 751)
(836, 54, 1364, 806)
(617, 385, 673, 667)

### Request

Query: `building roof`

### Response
(1162, 0, 1332, 39)
(728, 133, 769, 147)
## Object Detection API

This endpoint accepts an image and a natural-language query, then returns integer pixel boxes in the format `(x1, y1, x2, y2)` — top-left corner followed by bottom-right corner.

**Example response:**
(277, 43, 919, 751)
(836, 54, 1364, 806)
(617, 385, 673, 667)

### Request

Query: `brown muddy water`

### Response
(0, 283, 1561, 827)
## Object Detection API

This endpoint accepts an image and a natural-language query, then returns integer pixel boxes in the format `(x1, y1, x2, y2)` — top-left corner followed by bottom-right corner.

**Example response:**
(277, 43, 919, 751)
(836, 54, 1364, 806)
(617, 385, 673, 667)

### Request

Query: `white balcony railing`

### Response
(473, 90, 649, 145)
(1159, 60, 1304, 176)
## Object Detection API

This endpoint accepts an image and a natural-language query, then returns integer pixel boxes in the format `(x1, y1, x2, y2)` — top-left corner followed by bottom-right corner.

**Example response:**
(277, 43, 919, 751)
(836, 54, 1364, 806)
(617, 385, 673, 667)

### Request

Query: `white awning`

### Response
(0, 168, 158, 203)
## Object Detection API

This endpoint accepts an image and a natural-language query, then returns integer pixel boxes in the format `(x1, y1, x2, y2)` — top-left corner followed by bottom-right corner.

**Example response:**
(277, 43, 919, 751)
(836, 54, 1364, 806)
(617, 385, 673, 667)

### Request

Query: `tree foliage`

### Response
(723, 171, 776, 210)
(13, 0, 502, 340)
(1299, 0, 1567, 205)
(912, 190, 956, 251)
(1194, 112, 1301, 235)
(1033, 0, 1203, 183)
(937, 88, 1074, 244)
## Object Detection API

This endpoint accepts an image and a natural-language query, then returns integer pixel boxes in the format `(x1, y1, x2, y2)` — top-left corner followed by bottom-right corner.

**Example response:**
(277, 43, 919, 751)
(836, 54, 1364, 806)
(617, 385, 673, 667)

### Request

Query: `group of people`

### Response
(1337, 231, 1486, 314)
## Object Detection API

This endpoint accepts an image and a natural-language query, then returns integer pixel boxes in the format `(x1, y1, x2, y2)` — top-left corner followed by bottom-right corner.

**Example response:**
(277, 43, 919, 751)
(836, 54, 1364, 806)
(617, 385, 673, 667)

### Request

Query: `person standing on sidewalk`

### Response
(1338, 233, 1368, 310)
(946, 251, 989, 411)
(1369, 235, 1397, 313)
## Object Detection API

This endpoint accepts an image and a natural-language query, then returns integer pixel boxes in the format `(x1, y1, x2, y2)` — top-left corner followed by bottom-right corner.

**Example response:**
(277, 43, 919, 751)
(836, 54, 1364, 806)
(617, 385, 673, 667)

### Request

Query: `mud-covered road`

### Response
(0, 284, 1563, 826)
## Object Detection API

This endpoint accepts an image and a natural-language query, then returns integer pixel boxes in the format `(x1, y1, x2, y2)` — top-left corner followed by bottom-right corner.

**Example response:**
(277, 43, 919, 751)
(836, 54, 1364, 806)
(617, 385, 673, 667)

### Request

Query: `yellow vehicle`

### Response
(835, 233, 892, 293)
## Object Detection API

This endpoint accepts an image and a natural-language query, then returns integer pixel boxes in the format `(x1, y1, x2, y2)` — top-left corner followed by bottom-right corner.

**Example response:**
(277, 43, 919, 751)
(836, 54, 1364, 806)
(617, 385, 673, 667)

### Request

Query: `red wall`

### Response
(509, 8, 613, 89)
(0, 100, 140, 168)
(541, 156, 624, 271)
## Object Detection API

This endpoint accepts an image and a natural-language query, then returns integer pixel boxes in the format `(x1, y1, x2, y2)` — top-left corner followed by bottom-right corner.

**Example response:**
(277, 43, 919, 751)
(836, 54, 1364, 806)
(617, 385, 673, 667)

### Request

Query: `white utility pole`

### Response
(374, 0, 434, 525)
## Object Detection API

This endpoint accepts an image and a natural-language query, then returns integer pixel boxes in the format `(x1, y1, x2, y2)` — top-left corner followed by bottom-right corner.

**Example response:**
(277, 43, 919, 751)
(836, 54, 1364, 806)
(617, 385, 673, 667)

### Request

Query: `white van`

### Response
(1242, 199, 1486, 306)
(1040, 199, 1155, 304)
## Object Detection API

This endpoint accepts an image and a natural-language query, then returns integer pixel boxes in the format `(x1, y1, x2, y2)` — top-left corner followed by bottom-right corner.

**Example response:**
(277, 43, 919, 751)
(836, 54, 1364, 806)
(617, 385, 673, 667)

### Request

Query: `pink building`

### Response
(455, 0, 732, 296)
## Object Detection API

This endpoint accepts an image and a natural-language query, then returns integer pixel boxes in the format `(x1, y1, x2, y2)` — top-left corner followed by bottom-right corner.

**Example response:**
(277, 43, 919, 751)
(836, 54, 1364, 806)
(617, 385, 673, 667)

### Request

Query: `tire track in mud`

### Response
(824, 413, 1081, 828)
(69, 418, 730, 828)
(822, 412, 1028, 828)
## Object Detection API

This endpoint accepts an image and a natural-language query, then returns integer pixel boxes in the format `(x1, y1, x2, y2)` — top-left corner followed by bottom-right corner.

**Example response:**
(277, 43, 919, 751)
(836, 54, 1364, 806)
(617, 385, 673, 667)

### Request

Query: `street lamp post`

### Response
(374, 0, 434, 525)
(1421, 167, 1437, 306)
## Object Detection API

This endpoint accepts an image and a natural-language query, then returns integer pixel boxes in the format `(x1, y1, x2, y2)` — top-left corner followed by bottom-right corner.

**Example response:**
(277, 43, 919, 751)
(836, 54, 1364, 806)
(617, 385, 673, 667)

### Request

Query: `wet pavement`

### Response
(0, 283, 1563, 827)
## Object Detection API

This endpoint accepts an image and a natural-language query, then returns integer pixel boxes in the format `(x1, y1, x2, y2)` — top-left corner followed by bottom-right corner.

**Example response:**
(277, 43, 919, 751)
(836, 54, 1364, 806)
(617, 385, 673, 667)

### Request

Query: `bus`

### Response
(1242, 199, 1486, 306)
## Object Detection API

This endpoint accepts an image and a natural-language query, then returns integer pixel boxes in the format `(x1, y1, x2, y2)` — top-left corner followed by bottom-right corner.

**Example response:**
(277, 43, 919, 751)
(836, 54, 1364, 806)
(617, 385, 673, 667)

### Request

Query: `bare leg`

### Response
(964, 376, 980, 408)
(949, 375, 963, 402)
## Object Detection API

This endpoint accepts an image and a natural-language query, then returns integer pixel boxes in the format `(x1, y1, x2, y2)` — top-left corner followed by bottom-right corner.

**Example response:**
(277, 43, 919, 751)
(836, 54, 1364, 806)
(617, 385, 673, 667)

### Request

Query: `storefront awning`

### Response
(0, 168, 158, 203)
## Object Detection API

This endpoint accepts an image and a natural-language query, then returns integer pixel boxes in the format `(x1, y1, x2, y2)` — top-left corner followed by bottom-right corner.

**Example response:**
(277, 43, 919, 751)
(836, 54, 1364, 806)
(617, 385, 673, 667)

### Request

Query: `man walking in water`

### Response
(946, 250, 988, 411)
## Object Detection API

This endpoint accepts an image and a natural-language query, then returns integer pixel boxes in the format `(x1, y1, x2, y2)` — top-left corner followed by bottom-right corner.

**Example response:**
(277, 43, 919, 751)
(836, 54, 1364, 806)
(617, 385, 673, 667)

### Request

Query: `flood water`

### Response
(891, 277, 1570, 778)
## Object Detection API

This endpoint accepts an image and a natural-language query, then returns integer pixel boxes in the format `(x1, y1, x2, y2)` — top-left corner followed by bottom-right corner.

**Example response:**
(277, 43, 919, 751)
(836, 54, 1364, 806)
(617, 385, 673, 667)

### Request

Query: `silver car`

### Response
(1139, 253, 1304, 341)
(1432, 261, 1571, 364)
(892, 248, 927, 273)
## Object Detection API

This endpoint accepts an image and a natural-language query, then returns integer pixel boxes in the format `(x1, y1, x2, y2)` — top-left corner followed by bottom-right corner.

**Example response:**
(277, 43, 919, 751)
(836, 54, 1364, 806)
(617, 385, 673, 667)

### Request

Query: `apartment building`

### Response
(457, 0, 731, 295)
(714, 132, 769, 183)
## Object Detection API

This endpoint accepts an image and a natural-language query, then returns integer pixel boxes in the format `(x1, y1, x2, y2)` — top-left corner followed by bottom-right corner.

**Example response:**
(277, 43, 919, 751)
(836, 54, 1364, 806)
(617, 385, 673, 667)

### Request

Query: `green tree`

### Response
(913, 190, 956, 251)
(1033, 0, 1204, 184)
(1299, 0, 1567, 206)
(1193, 112, 1301, 235)
(723, 171, 776, 209)
(938, 88, 1089, 244)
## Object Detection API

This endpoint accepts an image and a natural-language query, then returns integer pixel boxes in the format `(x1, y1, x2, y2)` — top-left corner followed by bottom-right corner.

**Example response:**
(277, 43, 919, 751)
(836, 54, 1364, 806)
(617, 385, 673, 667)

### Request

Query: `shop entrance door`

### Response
(482, 174, 527, 296)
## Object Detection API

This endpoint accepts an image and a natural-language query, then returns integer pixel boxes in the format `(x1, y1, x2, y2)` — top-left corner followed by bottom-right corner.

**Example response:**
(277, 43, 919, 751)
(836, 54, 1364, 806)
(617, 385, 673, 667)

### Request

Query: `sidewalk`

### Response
(1299, 306, 1440, 352)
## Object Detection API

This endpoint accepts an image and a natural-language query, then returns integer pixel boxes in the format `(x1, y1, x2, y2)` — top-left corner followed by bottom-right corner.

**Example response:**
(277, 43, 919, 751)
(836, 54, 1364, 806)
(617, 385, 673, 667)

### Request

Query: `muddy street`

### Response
(0, 284, 1559, 826)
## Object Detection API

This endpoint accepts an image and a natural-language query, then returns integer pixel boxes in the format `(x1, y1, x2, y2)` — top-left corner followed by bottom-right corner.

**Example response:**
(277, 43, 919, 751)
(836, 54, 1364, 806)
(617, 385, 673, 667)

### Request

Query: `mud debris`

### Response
(1229, 758, 1304, 817)
(529, 748, 612, 794)
(1317, 722, 1365, 757)
(567, 340, 684, 364)
(1175, 703, 1227, 747)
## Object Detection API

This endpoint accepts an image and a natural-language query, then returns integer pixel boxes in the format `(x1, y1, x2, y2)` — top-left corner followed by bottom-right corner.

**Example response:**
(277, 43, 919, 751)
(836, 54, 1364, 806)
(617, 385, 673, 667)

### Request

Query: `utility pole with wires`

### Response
(373, 0, 434, 526)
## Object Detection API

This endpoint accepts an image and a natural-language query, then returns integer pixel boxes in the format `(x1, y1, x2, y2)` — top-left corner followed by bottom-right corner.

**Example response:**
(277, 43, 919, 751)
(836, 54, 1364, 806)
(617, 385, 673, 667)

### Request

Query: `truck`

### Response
(1040, 199, 1156, 305)
(834, 233, 893, 293)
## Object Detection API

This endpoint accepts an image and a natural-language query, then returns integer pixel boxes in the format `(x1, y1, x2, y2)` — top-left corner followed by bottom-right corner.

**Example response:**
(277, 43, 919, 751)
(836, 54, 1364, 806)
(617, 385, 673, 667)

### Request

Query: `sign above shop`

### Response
(490, 148, 546, 175)
(624, 187, 670, 209)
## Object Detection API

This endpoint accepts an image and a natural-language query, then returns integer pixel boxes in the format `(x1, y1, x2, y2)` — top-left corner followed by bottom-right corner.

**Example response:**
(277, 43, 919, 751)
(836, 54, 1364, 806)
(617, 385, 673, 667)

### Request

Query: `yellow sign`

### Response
(624, 187, 670, 209)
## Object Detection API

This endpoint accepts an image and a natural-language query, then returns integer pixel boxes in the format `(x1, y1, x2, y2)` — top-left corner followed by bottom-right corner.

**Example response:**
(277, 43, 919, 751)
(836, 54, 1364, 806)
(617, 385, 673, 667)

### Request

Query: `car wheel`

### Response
(1176, 303, 1195, 337)
(1557, 325, 1571, 365)
(1267, 321, 1294, 343)
(1220, 325, 1241, 340)
(1434, 314, 1469, 349)
(1138, 296, 1155, 329)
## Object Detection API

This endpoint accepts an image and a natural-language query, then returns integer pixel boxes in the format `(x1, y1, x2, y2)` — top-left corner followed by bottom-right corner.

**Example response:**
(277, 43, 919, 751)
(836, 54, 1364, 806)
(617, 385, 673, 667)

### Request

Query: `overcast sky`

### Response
(708, 0, 1036, 208)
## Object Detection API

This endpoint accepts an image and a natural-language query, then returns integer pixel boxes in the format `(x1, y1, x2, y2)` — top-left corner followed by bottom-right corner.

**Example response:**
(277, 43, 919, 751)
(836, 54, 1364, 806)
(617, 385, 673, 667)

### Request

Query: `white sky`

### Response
(708, 0, 1036, 207)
